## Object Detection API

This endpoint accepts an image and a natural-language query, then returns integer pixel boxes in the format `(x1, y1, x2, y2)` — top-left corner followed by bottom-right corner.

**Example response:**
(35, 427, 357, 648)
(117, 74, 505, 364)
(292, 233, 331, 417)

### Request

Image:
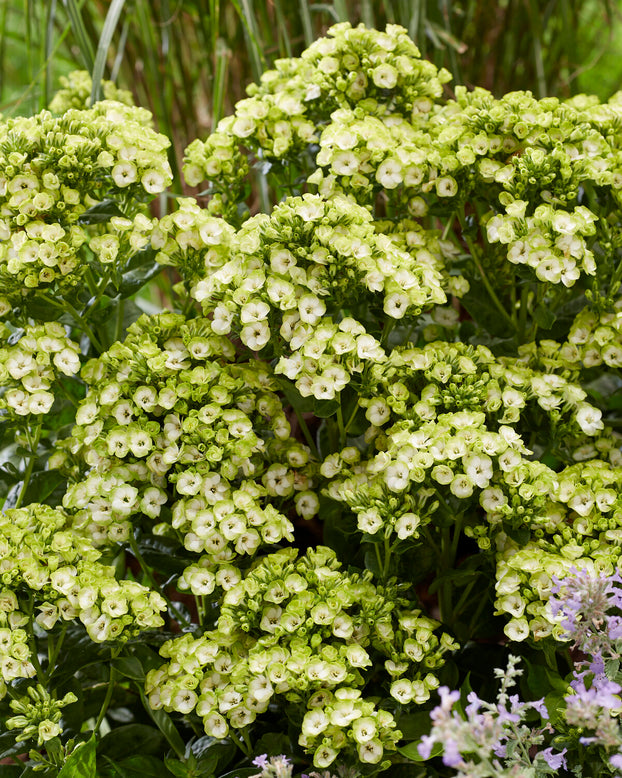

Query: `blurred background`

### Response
(2, 0, 622, 186)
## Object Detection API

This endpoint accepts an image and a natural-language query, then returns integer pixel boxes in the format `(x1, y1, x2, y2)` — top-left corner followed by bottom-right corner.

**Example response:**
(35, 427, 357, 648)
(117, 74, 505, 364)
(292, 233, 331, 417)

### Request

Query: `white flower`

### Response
(464, 453, 493, 488)
(332, 151, 359, 176)
(211, 305, 234, 334)
(372, 63, 398, 88)
(298, 294, 326, 324)
(28, 392, 54, 414)
(385, 462, 409, 492)
(435, 176, 458, 197)
(376, 158, 402, 188)
(240, 299, 270, 323)
(395, 512, 420, 539)
(450, 474, 474, 498)
(504, 617, 530, 641)
(111, 162, 137, 187)
(357, 508, 383, 534)
(576, 403, 603, 435)
(384, 292, 410, 318)
(241, 321, 270, 351)
(358, 739, 383, 764)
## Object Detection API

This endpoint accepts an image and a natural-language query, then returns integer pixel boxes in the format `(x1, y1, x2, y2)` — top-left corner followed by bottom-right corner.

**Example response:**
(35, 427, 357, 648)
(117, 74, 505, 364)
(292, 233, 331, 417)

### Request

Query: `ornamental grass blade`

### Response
(90, 0, 126, 104)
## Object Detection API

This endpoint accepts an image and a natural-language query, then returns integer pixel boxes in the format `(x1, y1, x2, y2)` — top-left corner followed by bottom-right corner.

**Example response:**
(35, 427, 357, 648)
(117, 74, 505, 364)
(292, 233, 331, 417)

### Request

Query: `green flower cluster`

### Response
(48, 70, 136, 114)
(424, 86, 622, 287)
(145, 546, 455, 768)
(359, 341, 603, 452)
(88, 211, 155, 267)
(182, 22, 451, 202)
(0, 101, 171, 304)
(0, 322, 81, 417)
(151, 196, 235, 285)
(0, 503, 166, 682)
(60, 312, 317, 571)
(192, 194, 446, 399)
(520, 301, 622, 372)
(5, 684, 77, 746)
(494, 458, 622, 641)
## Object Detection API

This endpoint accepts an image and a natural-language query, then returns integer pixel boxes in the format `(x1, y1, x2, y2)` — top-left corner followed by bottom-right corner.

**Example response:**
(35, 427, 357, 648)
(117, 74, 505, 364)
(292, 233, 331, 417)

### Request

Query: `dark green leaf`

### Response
(216, 769, 258, 778)
(100, 754, 173, 778)
(112, 656, 146, 681)
(312, 398, 340, 419)
(139, 691, 186, 759)
(163, 757, 188, 778)
(533, 304, 556, 330)
(91, 0, 127, 104)
(98, 724, 163, 760)
(22, 469, 66, 506)
(398, 739, 442, 761)
(58, 734, 96, 777)
(276, 378, 314, 414)
(78, 199, 124, 225)
(119, 262, 162, 298)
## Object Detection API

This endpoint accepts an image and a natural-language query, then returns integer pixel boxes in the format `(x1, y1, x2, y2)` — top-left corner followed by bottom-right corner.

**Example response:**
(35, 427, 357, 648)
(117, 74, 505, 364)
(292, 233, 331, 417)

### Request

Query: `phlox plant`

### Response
(3, 20, 622, 778)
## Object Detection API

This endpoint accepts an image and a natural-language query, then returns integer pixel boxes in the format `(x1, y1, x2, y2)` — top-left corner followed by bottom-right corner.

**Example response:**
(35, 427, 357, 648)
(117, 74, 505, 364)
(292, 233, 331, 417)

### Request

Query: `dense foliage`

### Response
(3, 21, 622, 778)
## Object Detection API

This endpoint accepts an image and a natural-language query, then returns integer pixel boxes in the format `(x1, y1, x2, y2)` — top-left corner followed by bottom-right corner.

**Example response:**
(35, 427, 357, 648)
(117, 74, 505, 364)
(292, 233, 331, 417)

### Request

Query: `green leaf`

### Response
(112, 656, 146, 681)
(22, 469, 66, 506)
(78, 199, 124, 225)
(398, 739, 442, 762)
(62, 0, 95, 71)
(216, 769, 258, 778)
(277, 378, 314, 414)
(163, 757, 188, 778)
(58, 734, 96, 778)
(98, 724, 163, 760)
(100, 754, 173, 778)
(312, 398, 340, 418)
(140, 690, 186, 760)
(533, 304, 556, 330)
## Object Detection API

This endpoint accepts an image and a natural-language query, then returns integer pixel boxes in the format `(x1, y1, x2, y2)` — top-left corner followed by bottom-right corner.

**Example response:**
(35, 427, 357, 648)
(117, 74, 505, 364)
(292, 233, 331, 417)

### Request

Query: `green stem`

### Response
(37, 293, 105, 353)
(382, 536, 392, 580)
(466, 240, 515, 332)
(14, 421, 43, 510)
(336, 404, 346, 449)
(94, 647, 121, 734)
(293, 405, 319, 460)
(113, 299, 125, 346)
(128, 533, 191, 629)
(45, 624, 68, 684)
(343, 397, 361, 437)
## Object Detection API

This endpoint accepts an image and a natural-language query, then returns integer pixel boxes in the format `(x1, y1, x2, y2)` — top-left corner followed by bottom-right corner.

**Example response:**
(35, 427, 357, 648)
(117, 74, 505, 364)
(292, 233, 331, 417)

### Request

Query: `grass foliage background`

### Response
(3, 0, 622, 192)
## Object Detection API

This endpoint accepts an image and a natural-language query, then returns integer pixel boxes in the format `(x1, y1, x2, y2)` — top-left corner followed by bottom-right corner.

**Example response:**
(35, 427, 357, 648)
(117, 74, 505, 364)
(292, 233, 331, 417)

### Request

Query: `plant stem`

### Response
(14, 420, 43, 509)
(128, 533, 191, 629)
(45, 624, 68, 684)
(293, 405, 319, 459)
(94, 647, 121, 734)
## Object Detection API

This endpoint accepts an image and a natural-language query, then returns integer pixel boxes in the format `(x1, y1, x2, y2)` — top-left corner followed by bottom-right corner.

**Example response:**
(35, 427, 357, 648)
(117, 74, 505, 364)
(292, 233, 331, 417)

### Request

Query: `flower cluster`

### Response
(151, 196, 235, 285)
(0, 102, 171, 303)
(0, 503, 166, 682)
(192, 194, 445, 399)
(417, 655, 557, 776)
(60, 312, 316, 574)
(0, 322, 81, 417)
(183, 23, 451, 198)
(494, 459, 622, 640)
(5, 684, 77, 746)
(145, 546, 455, 769)
(88, 211, 156, 268)
(360, 341, 603, 451)
(48, 70, 136, 113)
